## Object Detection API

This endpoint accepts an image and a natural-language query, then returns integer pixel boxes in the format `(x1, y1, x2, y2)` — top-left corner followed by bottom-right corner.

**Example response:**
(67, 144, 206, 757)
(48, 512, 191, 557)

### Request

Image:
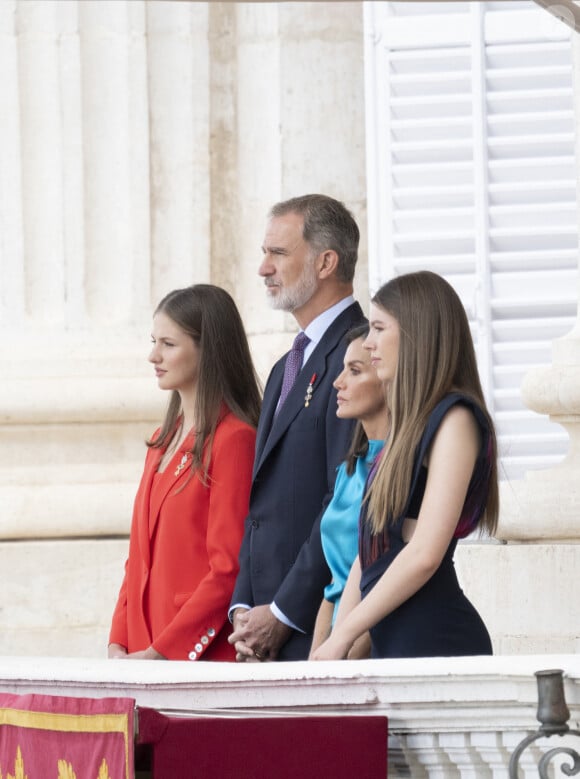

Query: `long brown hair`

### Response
(147, 284, 262, 482)
(366, 271, 498, 536)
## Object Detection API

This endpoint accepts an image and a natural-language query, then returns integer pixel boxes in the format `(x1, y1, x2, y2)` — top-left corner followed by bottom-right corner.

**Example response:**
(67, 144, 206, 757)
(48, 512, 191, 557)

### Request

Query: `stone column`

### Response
(218, 2, 368, 379)
(0, 1, 169, 656)
(0, 1, 161, 540)
(0, 0, 367, 657)
(147, 1, 212, 298)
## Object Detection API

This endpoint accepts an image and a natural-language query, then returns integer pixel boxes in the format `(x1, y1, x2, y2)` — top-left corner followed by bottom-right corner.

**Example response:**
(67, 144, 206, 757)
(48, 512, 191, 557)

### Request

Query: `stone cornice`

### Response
(0, 654, 578, 732)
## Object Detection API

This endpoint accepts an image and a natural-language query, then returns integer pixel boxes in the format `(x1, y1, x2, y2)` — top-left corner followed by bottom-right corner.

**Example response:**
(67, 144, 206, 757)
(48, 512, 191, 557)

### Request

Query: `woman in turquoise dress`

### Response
(309, 325, 389, 659)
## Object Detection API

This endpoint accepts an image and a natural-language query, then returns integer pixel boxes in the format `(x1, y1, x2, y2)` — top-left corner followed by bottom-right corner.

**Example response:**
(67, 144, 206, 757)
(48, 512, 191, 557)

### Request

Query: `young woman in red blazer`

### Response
(109, 285, 261, 661)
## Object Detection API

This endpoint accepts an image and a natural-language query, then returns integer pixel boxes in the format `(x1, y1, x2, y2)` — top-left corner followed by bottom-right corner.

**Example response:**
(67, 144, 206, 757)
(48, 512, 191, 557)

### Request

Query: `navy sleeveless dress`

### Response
(359, 393, 493, 659)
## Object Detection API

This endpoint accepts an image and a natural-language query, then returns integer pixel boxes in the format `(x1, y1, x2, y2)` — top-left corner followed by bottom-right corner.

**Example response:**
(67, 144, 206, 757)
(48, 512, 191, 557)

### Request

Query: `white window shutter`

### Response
(364, 0, 578, 481)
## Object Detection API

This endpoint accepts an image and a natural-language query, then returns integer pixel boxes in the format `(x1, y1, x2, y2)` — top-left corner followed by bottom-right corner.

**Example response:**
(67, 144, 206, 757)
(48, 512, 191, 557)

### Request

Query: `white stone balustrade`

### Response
(1, 654, 579, 777)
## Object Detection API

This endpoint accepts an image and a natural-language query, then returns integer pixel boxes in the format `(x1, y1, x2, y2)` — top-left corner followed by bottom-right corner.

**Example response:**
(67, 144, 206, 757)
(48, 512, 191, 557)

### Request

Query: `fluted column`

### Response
(0, 1, 25, 324)
(17, 1, 68, 325)
(0, 1, 367, 530)
(79, 1, 150, 324)
(0, 1, 153, 333)
(229, 2, 368, 379)
(147, 1, 211, 299)
(0, 0, 367, 657)
(0, 1, 161, 546)
(0, 1, 194, 656)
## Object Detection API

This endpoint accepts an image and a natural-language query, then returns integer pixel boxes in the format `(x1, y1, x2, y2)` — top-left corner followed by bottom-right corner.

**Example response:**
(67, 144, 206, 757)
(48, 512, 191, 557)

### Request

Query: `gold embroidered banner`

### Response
(0, 693, 134, 779)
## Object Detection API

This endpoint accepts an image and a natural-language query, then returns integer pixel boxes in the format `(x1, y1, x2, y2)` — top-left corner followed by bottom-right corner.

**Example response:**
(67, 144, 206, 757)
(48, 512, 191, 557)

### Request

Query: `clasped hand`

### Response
(228, 604, 292, 662)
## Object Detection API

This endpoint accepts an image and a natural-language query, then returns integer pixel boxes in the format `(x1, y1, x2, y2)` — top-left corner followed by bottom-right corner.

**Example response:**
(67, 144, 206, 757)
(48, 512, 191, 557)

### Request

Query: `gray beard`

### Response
(266, 263, 318, 313)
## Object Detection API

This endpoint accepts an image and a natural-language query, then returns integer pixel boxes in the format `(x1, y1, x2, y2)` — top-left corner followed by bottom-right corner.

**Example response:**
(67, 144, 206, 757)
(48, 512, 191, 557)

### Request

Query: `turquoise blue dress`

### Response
(321, 439, 384, 624)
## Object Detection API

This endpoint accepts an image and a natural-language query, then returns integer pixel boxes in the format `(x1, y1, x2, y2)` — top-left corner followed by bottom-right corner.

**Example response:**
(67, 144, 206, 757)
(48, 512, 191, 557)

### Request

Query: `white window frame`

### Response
(363, 0, 578, 481)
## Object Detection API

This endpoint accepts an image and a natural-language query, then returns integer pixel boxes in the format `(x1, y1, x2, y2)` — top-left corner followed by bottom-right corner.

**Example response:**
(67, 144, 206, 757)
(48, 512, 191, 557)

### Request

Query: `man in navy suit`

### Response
(229, 194, 366, 661)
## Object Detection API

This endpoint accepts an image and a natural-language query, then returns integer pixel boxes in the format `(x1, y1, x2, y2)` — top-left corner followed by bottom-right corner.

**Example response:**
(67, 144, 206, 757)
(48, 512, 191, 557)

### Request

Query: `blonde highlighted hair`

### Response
(366, 271, 498, 537)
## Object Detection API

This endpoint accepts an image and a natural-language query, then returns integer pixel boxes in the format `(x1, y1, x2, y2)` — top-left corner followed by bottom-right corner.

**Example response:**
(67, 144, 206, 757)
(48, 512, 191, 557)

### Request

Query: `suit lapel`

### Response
(255, 344, 326, 473)
(253, 360, 284, 475)
(253, 302, 364, 476)
(135, 448, 160, 569)
(145, 434, 195, 546)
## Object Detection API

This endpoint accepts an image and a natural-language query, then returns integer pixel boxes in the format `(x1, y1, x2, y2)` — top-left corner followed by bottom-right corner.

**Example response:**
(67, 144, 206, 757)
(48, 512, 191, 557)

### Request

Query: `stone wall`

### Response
(0, 0, 368, 657)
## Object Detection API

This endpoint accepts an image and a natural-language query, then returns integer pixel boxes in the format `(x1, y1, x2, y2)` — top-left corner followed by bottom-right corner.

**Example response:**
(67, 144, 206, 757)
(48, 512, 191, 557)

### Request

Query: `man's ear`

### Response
(317, 250, 339, 279)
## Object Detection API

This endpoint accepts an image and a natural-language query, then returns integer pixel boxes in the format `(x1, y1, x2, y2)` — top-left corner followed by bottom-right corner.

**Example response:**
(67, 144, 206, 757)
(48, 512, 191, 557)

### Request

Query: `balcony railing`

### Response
(1, 654, 579, 776)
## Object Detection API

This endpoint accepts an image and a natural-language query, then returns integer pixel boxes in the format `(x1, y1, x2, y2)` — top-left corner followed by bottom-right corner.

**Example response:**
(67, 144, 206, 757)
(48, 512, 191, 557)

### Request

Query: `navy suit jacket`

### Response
(231, 301, 366, 659)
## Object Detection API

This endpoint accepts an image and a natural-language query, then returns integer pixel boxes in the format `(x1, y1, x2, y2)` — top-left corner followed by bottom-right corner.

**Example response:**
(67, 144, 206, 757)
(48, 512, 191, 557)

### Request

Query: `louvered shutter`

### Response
(364, 0, 578, 481)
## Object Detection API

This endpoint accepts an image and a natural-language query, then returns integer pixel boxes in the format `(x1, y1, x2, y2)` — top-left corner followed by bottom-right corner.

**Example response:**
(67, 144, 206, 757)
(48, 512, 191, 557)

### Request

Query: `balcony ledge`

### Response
(2, 654, 579, 776)
(0, 653, 578, 726)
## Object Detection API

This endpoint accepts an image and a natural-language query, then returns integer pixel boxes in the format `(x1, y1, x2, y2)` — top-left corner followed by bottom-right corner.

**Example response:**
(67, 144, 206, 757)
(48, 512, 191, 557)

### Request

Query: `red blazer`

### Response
(109, 411, 256, 661)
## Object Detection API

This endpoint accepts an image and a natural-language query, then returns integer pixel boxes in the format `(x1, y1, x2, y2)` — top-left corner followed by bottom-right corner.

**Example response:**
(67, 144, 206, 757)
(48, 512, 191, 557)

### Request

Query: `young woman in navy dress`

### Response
(312, 271, 499, 660)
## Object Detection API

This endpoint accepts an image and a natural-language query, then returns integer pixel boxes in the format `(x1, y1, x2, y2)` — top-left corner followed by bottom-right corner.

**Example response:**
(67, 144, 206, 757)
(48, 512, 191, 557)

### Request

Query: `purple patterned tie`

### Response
(276, 331, 310, 415)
